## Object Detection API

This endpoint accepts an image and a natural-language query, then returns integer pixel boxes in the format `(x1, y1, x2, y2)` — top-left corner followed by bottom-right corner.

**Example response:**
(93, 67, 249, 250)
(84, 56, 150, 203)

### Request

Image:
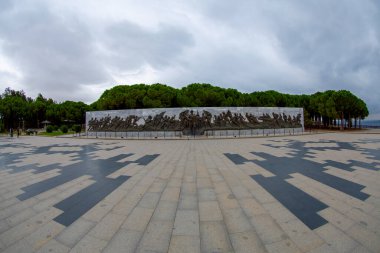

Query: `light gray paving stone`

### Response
(173, 210, 199, 236)
(56, 218, 96, 248)
(1, 238, 31, 253)
(152, 200, 178, 221)
(112, 194, 141, 217)
(197, 177, 213, 189)
(0, 197, 38, 220)
(138, 192, 161, 209)
(265, 238, 302, 253)
(213, 181, 230, 194)
(102, 229, 142, 253)
(301, 243, 334, 253)
(35, 239, 70, 253)
(5, 207, 38, 227)
(278, 218, 324, 252)
(345, 207, 380, 234)
(0, 207, 62, 248)
(160, 187, 181, 202)
(178, 194, 197, 210)
(147, 180, 166, 193)
(81, 200, 114, 222)
(1, 133, 380, 253)
(167, 178, 182, 188)
(240, 197, 267, 217)
(199, 201, 223, 222)
(349, 245, 373, 253)
(223, 208, 253, 233)
(198, 188, 217, 202)
(88, 212, 126, 241)
(121, 207, 154, 231)
(24, 221, 65, 251)
(262, 201, 296, 223)
(249, 214, 288, 245)
(319, 207, 355, 231)
(315, 223, 358, 253)
(168, 235, 201, 253)
(346, 224, 380, 253)
(229, 230, 267, 253)
(0, 219, 10, 234)
(231, 185, 252, 199)
(135, 220, 173, 253)
(0, 198, 20, 210)
(69, 234, 108, 253)
(217, 192, 240, 209)
(200, 221, 233, 253)
(181, 182, 196, 195)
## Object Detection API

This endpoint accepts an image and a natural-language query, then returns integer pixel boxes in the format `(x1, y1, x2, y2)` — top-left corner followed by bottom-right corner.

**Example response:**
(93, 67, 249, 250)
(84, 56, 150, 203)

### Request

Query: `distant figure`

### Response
(10, 128, 13, 138)
(17, 128, 20, 138)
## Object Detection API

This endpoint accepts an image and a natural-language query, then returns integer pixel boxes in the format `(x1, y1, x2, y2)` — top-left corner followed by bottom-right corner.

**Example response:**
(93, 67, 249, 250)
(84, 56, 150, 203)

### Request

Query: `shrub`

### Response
(73, 124, 82, 133)
(46, 125, 53, 133)
(60, 125, 68, 133)
(53, 125, 59, 131)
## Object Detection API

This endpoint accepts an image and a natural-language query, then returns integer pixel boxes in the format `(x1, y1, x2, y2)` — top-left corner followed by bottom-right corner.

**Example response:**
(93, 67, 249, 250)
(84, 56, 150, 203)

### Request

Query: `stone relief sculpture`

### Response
(87, 108, 302, 136)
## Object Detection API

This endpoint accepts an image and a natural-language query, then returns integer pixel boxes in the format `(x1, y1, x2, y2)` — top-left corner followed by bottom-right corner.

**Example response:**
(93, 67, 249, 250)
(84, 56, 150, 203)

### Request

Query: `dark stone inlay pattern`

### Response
(0, 141, 159, 226)
(224, 138, 379, 230)
(252, 174, 328, 229)
(53, 176, 130, 226)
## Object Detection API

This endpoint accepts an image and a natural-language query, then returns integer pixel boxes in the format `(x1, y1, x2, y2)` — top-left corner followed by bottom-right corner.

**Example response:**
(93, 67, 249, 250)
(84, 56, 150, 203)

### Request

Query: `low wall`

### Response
(86, 127, 304, 139)
(86, 107, 304, 138)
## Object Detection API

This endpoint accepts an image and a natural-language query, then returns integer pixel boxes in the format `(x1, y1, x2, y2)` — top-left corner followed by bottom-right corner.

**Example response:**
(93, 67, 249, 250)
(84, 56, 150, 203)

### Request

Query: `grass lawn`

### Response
(38, 131, 75, 137)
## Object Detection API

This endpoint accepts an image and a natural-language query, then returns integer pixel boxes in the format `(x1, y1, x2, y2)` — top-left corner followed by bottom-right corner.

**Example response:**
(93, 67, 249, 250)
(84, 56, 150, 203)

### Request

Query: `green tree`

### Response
(0, 88, 30, 131)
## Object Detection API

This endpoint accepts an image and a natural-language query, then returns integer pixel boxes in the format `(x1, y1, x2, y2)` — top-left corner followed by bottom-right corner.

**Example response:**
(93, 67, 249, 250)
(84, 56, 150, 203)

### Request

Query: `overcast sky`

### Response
(0, 0, 379, 118)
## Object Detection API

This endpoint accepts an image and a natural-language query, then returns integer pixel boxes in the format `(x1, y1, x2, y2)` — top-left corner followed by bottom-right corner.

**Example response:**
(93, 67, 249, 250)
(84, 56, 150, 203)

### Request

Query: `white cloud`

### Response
(0, 0, 379, 116)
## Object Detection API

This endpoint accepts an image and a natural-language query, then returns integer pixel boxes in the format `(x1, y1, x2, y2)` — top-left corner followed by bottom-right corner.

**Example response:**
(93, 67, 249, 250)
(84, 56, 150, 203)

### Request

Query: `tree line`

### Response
(0, 83, 368, 132)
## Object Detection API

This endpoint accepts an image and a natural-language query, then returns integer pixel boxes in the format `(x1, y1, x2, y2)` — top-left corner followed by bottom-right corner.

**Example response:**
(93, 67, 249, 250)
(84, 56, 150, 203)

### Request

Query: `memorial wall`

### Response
(86, 107, 304, 138)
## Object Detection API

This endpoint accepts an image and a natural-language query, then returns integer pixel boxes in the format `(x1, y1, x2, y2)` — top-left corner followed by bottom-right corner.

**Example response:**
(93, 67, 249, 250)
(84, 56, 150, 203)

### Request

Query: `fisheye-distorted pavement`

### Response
(0, 133, 379, 253)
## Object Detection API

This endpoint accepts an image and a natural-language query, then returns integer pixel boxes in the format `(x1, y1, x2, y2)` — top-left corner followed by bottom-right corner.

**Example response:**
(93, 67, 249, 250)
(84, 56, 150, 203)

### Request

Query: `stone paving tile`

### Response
(0, 133, 379, 252)
(35, 239, 70, 253)
(346, 223, 380, 253)
(223, 208, 253, 234)
(229, 230, 267, 253)
(56, 218, 96, 248)
(199, 201, 223, 222)
(0, 207, 62, 249)
(160, 187, 180, 202)
(178, 194, 197, 210)
(135, 220, 173, 253)
(25, 221, 65, 251)
(87, 212, 125, 241)
(152, 200, 178, 221)
(168, 235, 200, 253)
(69, 234, 108, 253)
(121, 207, 154, 232)
(200, 221, 233, 253)
(315, 223, 358, 253)
(278, 218, 325, 252)
(172, 210, 199, 236)
(102, 229, 142, 253)
(318, 207, 355, 232)
(265, 238, 302, 253)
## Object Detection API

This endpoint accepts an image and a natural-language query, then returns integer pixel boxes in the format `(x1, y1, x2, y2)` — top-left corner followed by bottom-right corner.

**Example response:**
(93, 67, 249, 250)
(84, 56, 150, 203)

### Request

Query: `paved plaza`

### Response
(0, 133, 379, 253)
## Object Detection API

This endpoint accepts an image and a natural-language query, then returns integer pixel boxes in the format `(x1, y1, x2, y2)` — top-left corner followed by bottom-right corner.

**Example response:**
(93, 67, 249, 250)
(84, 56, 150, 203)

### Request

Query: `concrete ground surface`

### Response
(0, 132, 379, 253)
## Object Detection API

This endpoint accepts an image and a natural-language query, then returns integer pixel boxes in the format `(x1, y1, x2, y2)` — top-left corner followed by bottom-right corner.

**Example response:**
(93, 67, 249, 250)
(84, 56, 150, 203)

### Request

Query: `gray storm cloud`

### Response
(104, 21, 194, 70)
(0, 0, 379, 116)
